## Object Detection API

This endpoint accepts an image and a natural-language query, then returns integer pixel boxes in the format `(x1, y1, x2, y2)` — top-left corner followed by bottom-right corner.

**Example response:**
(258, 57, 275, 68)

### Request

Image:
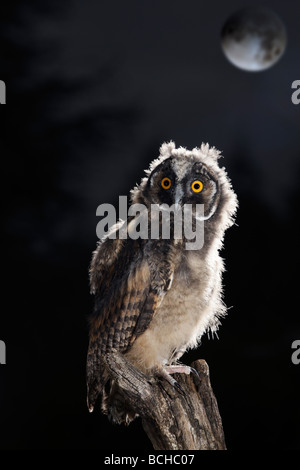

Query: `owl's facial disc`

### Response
(146, 158, 219, 220)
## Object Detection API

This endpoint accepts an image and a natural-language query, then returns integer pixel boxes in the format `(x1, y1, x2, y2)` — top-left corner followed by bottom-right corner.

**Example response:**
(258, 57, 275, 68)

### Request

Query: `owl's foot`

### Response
(155, 366, 185, 395)
(155, 365, 200, 395)
(165, 365, 200, 381)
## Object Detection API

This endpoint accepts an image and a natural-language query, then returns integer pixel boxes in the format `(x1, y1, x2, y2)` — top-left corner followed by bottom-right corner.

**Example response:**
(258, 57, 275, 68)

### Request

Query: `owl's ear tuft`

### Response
(159, 141, 176, 157)
(200, 143, 222, 161)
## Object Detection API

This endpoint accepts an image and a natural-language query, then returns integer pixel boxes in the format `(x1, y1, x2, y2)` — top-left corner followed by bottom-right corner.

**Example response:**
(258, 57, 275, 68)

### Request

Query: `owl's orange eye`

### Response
(191, 180, 203, 193)
(161, 177, 171, 190)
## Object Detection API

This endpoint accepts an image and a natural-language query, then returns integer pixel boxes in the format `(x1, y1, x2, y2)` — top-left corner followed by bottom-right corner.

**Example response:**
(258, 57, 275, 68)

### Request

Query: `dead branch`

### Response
(102, 351, 226, 450)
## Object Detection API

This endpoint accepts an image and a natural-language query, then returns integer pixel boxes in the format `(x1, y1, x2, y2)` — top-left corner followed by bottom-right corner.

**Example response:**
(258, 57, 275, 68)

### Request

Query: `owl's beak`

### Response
(174, 187, 183, 209)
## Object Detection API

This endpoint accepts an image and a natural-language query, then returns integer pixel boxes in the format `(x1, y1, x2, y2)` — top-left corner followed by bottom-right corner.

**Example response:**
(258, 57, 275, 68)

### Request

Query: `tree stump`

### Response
(102, 351, 226, 450)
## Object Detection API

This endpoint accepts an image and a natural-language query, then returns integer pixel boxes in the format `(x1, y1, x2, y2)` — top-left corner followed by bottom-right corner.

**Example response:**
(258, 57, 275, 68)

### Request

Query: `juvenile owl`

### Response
(87, 141, 238, 420)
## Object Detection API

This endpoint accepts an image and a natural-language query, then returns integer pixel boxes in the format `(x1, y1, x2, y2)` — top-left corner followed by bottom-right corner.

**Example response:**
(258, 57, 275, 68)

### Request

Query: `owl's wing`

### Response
(87, 234, 174, 411)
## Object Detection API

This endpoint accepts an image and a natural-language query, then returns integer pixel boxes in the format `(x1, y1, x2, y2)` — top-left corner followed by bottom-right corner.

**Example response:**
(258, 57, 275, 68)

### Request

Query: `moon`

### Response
(221, 6, 287, 72)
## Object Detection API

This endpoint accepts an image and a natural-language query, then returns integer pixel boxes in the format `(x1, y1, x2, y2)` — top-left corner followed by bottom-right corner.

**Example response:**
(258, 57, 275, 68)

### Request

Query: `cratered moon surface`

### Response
(221, 6, 287, 72)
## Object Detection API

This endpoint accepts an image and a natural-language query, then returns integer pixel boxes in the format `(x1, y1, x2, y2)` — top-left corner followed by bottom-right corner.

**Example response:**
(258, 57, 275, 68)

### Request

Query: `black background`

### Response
(0, 0, 299, 450)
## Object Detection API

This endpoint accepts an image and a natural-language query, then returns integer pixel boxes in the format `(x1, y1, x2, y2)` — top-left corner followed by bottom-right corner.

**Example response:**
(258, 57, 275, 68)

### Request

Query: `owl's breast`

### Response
(125, 250, 224, 373)
(155, 253, 219, 346)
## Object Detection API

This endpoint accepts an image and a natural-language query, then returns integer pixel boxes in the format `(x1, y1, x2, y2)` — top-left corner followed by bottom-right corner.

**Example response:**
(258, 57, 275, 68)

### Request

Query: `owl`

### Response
(87, 141, 238, 422)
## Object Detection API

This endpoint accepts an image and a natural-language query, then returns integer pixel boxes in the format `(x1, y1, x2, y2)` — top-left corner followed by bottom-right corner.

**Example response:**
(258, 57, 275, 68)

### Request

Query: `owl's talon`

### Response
(154, 366, 186, 395)
(173, 380, 185, 396)
(189, 367, 201, 382)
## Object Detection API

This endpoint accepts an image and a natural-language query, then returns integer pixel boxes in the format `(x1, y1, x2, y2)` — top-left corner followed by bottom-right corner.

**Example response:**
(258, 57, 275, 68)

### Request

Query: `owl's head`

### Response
(131, 141, 238, 233)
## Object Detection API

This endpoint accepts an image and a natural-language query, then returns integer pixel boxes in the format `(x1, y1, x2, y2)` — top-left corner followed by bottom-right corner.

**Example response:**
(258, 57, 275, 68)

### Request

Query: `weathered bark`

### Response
(102, 351, 226, 450)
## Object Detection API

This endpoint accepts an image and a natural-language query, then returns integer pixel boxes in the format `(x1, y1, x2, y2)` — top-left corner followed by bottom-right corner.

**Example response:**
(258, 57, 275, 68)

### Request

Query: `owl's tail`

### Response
(86, 344, 108, 413)
(86, 345, 137, 425)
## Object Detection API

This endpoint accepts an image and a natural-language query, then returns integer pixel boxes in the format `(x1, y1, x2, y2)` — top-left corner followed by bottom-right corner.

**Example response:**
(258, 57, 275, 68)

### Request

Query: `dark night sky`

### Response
(0, 0, 300, 450)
